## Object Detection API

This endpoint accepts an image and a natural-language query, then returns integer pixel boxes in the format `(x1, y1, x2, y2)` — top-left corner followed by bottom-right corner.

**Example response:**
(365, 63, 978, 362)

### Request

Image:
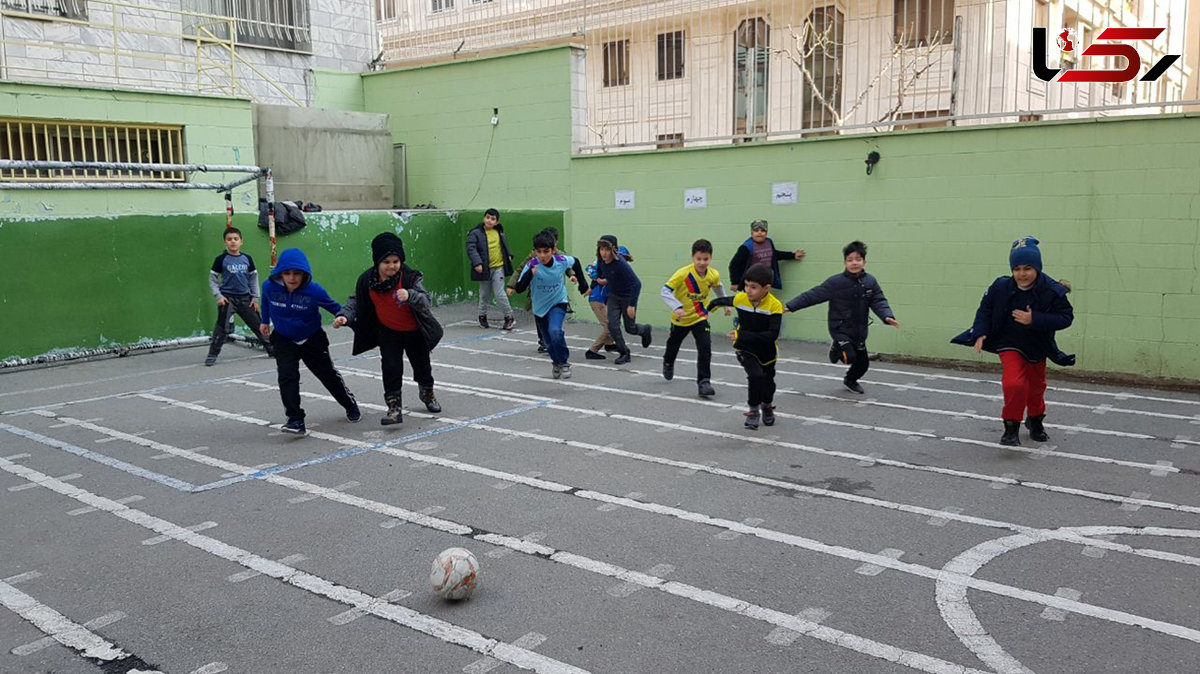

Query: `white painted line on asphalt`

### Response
(608, 564, 675, 598)
(240, 379, 1200, 565)
(716, 518, 764, 540)
(927, 508, 965, 527)
(327, 589, 412, 626)
(1151, 461, 1174, 477)
(141, 522, 216, 546)
(3, 453, 30, 461)
(487, 532, 547, 559)
(0, 460, 592, 674)
(445, 344, 1182, 468)
(95, 429, 154, 444)
(8, 473, 81, 492)
(1119, 492, 1152, 512)
(1081, 536, 1116, 558)
(1040, 588, 1083, 621)
(405, 441, 439, 451)
(227, 555, 307, 582)
(990, 474, 1020, 489)
(290, 482, 359, 504)
(855, 549, 905, 576)
(765, 607, 832, 646)
(493, 472, 543, 490)
(855, 453, 883, 467)
(3, 571, 41, 584)
(936, 526, 1200, 674)
(152, 445, 209, 460)
(0, 578, 128, 661)
(68, 494, 143, 516)
(597, 492, 643, 512)
(187, 663, 229, 674)
(466, 632, 548, 674)
(12, 611, 126, 656)
(409, 368, 1199, 514)
(0, 423, 1060, 674)
(678, 460, 718, 476)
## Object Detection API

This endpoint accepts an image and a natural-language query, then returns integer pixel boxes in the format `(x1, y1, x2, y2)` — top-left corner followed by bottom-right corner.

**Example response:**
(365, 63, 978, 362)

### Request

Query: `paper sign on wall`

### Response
(772, 182, 798, 205)
(615, 190, 635, 210)
(684, 188, 707, 209)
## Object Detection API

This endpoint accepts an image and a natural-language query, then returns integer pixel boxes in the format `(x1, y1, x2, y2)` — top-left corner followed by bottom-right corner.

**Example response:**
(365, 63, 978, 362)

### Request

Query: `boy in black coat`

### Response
(951, 237, 1074, 446)
(334, 232, 443, 426)
(784, 241, 899, 394)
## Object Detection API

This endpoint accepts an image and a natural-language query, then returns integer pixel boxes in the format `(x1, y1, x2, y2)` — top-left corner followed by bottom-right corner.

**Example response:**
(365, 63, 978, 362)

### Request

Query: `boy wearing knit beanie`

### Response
(951, 236, 1075, 446)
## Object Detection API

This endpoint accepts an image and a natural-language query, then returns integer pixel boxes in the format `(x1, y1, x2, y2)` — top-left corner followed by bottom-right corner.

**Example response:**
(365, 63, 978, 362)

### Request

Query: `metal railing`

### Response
(378, 0, 1199, 153)
(0, 0, 307, 105)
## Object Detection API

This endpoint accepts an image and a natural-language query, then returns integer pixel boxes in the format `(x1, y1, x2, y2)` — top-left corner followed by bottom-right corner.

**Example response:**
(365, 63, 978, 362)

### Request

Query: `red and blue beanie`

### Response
(1009, 236, 1042, 271)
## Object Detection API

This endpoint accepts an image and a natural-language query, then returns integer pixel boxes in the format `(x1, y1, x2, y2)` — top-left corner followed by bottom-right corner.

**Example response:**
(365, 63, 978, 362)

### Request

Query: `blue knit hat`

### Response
(1009, 236, 1042, 272)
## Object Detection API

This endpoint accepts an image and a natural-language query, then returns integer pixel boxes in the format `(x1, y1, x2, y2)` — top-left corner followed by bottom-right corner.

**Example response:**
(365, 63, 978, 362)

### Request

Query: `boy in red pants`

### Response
(952, 237, 1075, 446)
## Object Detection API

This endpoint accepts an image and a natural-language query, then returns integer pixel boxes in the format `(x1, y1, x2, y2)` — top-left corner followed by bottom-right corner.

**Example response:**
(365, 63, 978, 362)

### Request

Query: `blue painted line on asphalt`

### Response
(190, 400, 549, 492)
(0, 422, 198, 492)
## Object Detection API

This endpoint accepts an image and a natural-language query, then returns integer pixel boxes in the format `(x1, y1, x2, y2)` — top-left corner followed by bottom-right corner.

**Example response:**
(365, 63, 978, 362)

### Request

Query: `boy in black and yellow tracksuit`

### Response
(708, 263, 783, 430)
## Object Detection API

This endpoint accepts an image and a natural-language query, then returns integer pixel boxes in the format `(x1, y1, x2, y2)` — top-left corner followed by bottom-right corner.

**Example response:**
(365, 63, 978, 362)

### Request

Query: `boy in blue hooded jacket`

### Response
(260, 248, 360, 435)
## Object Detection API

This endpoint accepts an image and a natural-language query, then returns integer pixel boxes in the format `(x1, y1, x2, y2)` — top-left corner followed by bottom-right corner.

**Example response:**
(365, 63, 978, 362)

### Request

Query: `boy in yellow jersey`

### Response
(707, 263, 784, 430)
(660, 239, 730, 397)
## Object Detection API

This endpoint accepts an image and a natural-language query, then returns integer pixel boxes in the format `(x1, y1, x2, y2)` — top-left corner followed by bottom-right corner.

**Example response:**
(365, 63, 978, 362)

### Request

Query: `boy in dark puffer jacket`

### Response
(951, 237, 1074, 446)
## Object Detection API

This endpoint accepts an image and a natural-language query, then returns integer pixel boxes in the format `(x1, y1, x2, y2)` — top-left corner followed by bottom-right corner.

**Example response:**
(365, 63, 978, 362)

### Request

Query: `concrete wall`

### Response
(362, 47, 574, 210)
(0, 81, 258, 216)
(0, 209, 563, 360)
(253, 104, 393, 210)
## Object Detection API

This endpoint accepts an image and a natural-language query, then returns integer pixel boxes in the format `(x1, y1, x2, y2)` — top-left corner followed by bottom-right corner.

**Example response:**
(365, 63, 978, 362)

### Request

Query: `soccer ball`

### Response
(430, 547, 479, 600)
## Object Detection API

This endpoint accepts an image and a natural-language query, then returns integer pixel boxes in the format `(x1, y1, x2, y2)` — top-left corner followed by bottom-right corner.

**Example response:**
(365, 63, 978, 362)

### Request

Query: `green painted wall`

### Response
(569, 115, 1200, 381)
(311, 68, 366, 112)
(0, 209, 562, 359)
(0, 82, 258, 216)
(361, 47, 574, 210)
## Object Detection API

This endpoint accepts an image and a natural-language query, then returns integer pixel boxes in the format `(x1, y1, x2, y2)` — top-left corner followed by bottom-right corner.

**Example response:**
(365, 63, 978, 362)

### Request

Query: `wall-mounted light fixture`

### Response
(865, 151, 880, 175)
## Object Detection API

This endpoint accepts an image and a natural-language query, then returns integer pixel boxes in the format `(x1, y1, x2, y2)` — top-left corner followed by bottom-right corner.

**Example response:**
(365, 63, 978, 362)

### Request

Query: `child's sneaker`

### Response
(662, 361, 674, 380)
(381, 396, 403, 426)
(537, 341, 547, 353)
(843, 377, 865, 394)
(204, 355, 217, 366)
(419, 386, 441, 414)
(560, 364, 572, 379)
(641, 327, 653, 348)
(614, 352, 631, 365)
(585, 349, 606, 360)
(281, 419, 307, 435)
(478, 315, 489, 329)
(697, 380, 715, 397)
(743, 409, 760, 430)
(1024, 415, 1049, 442)
(552, 363, 563, 379)
(760, 404, 775, 426)
(603, 344, 620, 353)
(346, 404, 362, 423)
(502, 316, 516, 331)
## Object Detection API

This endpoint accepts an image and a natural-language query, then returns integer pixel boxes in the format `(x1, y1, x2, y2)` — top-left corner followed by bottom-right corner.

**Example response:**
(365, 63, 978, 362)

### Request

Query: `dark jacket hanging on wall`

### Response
(258, 200, 307, 235)
(951, 274, 1075, 366)
(338, 266, 443, 355)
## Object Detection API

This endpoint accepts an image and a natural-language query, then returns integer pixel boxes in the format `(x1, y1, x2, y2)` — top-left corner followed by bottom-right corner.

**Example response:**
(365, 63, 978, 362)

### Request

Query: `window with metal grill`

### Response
(0, 0, 86, 20)
(0, 119, 187, 182)
(603, 39, 630, 87)
(657, 31, 685, 81)
(893, 0, 955, 48)
(183, 0, 311, 53)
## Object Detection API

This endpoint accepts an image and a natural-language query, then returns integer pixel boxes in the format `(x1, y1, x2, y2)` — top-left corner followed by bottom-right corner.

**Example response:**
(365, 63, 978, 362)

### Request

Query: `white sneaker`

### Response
(560, 364, 572, 379)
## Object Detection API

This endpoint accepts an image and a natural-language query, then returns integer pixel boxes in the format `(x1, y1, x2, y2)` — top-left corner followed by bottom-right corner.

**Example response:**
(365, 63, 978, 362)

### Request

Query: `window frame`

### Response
(656, 30, 685, 82)
(603, 39, 630, 88)
(893, 0, 955, 48)
(0, 117, 188, 183)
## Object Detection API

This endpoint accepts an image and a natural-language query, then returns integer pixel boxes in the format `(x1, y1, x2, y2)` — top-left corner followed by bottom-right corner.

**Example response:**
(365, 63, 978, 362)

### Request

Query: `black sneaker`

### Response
(697, 380, 715, 397)
(585, 350, 606, 360)
(281, 419, 307, 435)
(843, 378, 865, 394)
(744, 410, 760, 430)
(502, 316, 516, 331)
(419, 387, 441, 414)
(537, 341, 548, 353)
(641, 327, 653, 349)
(1024, 415, 1049, 443)
(346, 405, 362, 423)
(603, 344, 620, 353)
(663, 361, 674, 381)
(760, 404, 776, 426)
(1000, 420, 1021, 446)
(381, 396, 403, 426)
(614, 352, 631, 365)
(478, 315, 489, 329)
(204, 355, 217, 367)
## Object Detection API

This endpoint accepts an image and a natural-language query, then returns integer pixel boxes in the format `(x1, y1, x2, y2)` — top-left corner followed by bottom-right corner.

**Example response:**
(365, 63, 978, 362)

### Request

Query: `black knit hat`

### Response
(371, 232, 406, 265)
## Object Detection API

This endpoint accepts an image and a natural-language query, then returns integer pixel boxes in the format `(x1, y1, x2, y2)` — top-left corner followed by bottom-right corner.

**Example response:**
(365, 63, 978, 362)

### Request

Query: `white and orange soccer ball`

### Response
(430, 547, 479, 600)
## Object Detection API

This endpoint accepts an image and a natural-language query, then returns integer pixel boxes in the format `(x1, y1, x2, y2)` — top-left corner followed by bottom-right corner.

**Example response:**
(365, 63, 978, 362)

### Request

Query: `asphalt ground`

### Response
(2, 303, 1199, 674)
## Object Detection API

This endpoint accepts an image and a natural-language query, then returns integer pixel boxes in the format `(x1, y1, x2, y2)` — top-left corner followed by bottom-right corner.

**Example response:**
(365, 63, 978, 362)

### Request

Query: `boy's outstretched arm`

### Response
(784, 280, 834, 313)
(570, 258, 589, 294)
(867, 278, 898, 326)
(706, 296, 735, 309)
(513, 263, 534, 294)
(314, 284, 342, 316)
(728, 247, 749, 289)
